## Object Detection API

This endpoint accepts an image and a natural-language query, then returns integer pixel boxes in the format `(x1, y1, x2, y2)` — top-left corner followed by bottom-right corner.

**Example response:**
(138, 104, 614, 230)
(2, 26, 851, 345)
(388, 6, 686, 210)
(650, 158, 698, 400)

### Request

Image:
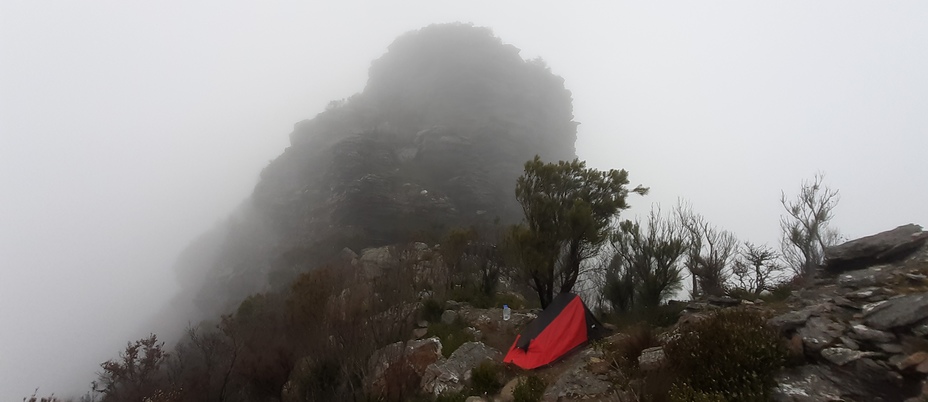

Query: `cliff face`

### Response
(175, 23, 579, 315)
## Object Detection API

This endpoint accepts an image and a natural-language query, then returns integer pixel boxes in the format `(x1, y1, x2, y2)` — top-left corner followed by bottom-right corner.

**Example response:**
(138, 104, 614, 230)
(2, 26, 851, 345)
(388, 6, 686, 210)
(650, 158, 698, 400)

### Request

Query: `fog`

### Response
(1, 1, 926, 399)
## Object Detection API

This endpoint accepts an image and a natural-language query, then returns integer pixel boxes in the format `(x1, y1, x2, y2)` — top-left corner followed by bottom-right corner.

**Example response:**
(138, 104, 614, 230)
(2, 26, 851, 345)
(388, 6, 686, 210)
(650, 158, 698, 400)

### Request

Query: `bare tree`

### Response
(780, 173, 840, 279)
(676, 202, 738, 298)
(731, 242, 783, 296)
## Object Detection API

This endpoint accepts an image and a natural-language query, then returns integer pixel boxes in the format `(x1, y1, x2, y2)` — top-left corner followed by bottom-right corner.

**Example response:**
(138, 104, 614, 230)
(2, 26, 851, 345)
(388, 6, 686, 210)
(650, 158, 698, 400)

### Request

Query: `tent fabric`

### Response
(503, 293, 607, 369)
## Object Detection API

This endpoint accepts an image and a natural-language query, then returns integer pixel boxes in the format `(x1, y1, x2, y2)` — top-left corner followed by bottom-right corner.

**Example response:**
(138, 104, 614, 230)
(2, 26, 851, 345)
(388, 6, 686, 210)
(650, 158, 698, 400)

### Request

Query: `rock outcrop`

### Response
(365, 337, 443, 400)
(825, 224, 928, 272)
(765, 226, 928, 402)
(421, 342, 503, 396)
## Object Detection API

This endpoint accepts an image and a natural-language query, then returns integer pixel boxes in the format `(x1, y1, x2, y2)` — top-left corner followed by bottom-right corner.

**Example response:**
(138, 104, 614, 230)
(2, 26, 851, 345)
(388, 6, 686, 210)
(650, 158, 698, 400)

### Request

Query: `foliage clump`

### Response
(469, 361, 504, 396)
(664, 308, 786, 401)
(668, 382, 727, 402)
(512, 375, 546, 402)
(421, 298, 445, 323)
(604, 324, 661, 372)
(508, 155, 646, 308)
(426, 318, 475, 358)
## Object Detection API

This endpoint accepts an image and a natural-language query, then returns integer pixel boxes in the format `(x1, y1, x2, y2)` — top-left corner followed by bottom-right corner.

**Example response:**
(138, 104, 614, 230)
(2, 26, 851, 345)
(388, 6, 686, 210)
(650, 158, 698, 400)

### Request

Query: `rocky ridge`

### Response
(356, 225, 928, 401)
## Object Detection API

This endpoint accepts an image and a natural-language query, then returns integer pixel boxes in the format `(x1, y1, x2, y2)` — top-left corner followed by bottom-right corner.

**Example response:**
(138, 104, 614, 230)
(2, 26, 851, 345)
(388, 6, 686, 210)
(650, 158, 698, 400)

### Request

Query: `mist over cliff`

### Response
(169, 23, 578, 319)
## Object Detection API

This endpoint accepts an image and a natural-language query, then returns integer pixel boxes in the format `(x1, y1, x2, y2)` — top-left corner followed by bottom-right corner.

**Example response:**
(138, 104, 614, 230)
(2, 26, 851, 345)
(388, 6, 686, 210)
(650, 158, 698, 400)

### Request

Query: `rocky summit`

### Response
(172, 23, 579, 316)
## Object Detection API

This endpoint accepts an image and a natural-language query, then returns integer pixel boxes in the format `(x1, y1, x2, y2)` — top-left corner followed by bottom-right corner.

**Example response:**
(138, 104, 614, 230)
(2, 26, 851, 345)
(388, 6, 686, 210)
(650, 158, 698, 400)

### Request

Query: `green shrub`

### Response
(668, 382, 727, 402)
(426, 318, 475, 358)
(664, 308, 786, 402)
(421, 298, 445, 323)
(512, 375, 546, 402)
(763, 281, 796, 303)
(604, 324, 660, 372)
(469, 361, 503, 396)
(607, 303, 686, 330)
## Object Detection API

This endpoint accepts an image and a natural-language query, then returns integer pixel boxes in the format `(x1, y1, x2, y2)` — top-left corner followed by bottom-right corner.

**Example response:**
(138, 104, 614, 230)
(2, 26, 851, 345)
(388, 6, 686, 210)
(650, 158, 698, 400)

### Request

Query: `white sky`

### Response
(1, 1, 926, 399)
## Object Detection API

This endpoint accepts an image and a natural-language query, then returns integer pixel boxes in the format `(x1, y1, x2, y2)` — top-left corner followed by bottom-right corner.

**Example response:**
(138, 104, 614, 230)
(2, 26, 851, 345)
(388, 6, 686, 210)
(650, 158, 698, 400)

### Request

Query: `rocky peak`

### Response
(173, 23, 579, 317)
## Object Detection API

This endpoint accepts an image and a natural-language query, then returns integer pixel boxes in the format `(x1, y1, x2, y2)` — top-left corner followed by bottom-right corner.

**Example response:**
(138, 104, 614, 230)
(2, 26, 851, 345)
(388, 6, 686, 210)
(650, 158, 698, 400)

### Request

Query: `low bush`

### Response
(426, 318, 475, 358)
(607, 304, 686, 330)
(664, 308, 786, 401)
(421, 298, 445, 323)
(512, 375, 545, 402)
(469, 361, 503, 396)
(668, 382, 726, 402)
(603, 324, 660, 373)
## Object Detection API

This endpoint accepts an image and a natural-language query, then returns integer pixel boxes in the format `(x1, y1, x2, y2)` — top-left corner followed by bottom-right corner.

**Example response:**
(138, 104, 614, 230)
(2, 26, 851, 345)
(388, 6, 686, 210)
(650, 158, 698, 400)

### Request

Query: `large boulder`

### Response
(366, 337, 443, 400)
(863, 291, 928, 330)
(420, 341, 502, 396)
(542, 365, 612, 402)
(796, 316, 845, 353)
(825, 224, 928, 272)
(540, 347, 613, 402)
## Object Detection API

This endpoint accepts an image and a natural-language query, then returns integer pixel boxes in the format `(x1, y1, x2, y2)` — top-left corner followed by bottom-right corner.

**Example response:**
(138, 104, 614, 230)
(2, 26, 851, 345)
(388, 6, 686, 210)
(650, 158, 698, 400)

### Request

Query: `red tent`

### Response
(503, 293, 608, 369)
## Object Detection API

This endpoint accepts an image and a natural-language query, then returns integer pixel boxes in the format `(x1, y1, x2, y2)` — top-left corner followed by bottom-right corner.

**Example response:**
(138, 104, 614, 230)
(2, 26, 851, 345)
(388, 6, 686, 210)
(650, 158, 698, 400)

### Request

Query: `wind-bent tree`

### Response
(780, 174, 840, 279)
(507, 156, 647, 308)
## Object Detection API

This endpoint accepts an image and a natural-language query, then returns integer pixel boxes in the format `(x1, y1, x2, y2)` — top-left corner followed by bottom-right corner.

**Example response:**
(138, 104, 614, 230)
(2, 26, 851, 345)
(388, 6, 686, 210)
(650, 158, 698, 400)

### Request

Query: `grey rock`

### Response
(358, 245, 398, 279)
(464, 326, 483, 341)
(845, 288, 877, 300)
(839, 336, 860, 350)
(421, 342, 502, 396)
(849, 324, 896, 343)
(912, 324, 928, 337)
(862, 300, 887, 314)
(904, 273, 928, 281)
(441, 309, 459, 325)
(833, 296, 860, 310)
(771, 365, 844, 402)
(707, 295, 741, 307)
(797, 316, 844, 353)
(821, 347, 879, 366)
(542, 365, 611, 402)
(638, 346, 665, 371)
(825, 224, 928, 272)
(366, 337, 442, 400)
(769, 307, 815, 333)
(412, 327, 428, 339)
(837, 266, 889, 288)
(863, 291, 928, 330)
(877, 343, 904, 354)
(773, 360, 920, 402)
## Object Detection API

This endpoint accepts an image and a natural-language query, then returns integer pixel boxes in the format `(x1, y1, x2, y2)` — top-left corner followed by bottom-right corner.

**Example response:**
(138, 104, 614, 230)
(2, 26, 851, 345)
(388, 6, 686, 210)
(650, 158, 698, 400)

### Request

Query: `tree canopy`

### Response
(508, 156, 647, 308)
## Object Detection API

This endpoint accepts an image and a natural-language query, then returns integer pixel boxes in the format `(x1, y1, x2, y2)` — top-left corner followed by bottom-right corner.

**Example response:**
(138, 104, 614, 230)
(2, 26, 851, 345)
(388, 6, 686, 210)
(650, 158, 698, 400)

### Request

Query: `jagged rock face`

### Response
(174, 23, 578, 315)
(825, 224, 928, 271)
(763, 227, 928, 402)
(364, 337, 443, 401)
(420, 341, 502, 396)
